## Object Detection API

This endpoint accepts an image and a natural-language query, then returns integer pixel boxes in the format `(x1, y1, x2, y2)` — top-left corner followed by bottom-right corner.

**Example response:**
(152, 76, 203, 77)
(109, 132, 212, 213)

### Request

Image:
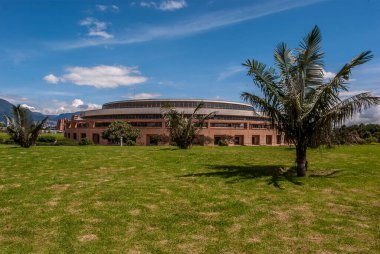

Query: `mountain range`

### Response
(0, 98, 81, 125)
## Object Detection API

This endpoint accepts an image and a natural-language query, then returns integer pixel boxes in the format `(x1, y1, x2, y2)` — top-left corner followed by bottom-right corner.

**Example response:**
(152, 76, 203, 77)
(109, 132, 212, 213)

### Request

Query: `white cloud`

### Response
(40, 99, 101, 115)
(79, 17, 113, 39)
(43, 74, 60, 84)
(96, 4, 107, 11)
(48, 65, 148, 89)
(140, 0, 187, 11)
(346, 105, 380, 125)
(217, 66, 245, 81)
(20, 104, 36, 111)
(124, 93, 161, 99)
(56, 0, 323, 49)
(71, 99, 84, 108)
(96, 4, 119, 12)
(323, 69, 336, 79)
(158, 0, 187, 11)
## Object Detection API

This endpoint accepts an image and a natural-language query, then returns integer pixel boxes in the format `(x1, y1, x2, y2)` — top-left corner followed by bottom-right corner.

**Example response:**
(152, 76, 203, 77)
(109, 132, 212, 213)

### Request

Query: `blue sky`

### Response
(0, 0, 379, 122)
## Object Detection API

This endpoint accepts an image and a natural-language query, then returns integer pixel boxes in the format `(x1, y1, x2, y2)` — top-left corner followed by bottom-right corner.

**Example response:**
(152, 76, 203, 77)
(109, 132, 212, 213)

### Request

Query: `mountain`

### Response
(0, 98, 81, 124)
(0, 98, 14, 123)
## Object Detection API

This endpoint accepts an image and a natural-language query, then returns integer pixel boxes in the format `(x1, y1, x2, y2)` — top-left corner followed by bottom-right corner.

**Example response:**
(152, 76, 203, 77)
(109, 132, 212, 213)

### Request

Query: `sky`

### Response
(0, 0, 379, 123)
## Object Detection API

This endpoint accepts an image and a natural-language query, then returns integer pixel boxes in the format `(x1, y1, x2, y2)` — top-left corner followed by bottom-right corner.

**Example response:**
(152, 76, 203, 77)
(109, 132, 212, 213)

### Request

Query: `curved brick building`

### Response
(64, 99, 284, 146)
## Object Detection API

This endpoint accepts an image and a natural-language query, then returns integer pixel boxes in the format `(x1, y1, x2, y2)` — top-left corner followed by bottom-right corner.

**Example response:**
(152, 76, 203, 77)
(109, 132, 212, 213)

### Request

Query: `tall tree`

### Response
(241, 26, 380, 176)
(4, 105, 48, 148)
(102, 121, 141, 146)
(162, 103, 214, 149)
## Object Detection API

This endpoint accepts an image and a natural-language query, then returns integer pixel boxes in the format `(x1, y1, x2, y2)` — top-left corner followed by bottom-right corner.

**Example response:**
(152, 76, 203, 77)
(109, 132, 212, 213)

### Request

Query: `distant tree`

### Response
(241, 26, 380, 176)
(3, 105, 47, 148)
(102, 121, 141, 146)
(162, 103, 214, 149)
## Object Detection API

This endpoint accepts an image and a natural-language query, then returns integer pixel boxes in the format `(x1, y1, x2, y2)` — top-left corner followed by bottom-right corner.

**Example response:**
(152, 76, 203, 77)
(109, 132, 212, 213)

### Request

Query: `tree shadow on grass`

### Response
(180, 164, 303, 189)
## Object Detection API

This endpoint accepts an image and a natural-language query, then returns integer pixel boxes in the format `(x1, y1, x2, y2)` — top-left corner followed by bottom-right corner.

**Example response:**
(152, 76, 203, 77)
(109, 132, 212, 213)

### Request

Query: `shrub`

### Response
(125, 140, 136, 146)
(37, 134, 57, 143)
(79, 138, 93, 146)
(218, 139, 229, 146)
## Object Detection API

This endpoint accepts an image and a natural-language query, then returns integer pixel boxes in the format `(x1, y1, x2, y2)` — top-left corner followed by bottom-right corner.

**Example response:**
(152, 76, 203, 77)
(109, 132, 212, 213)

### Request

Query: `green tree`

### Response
(162, 103, 214, 149)
(102, 121, 141, 146)
(241, 26, 380, 176)
(3, 105, 48, 148)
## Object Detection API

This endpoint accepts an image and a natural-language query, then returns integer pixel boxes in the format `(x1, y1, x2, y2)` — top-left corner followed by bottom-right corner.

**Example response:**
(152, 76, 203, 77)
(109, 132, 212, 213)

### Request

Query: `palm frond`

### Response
(319, 92, 380, 126)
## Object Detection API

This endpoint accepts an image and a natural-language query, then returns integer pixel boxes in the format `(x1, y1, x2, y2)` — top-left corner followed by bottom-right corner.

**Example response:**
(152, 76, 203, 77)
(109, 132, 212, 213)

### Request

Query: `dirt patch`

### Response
(50, 184, 70, 192)
(0, 207, 11, 213)
(158, 239, 169, 245)
(78, 234, 98, 242)
(46, 199, 59, 207)
(271, 209, 290, 222)
(307, 234, 324, 244)
(228, 223, 242, 234)
(143, 204, 158, 210)
(198, 212, 220, 218)
(247, 236, 261, 243)
(129, 209, 141, 216)
(159, 188, 171, 195)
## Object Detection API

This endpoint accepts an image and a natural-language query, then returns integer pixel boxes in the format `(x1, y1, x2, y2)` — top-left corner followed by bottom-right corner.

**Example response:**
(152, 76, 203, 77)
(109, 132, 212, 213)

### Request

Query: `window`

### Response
(77, 122, 89, 128)
(266, 135, 272, 145)
(277, 135, 282, 144)
(95, 122, 111, 128)
(73, 133, 77, 140)
(129, 122, 162, 127)
(252, 135, 260, 145)
(81, 133, 86, 139)
(67, 133, 70, 139)
(210, 123, 245, 128)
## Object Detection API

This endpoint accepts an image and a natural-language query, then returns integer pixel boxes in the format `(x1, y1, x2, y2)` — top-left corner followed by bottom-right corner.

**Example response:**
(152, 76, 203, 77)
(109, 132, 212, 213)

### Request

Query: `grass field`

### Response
(0, 144, 379, 253)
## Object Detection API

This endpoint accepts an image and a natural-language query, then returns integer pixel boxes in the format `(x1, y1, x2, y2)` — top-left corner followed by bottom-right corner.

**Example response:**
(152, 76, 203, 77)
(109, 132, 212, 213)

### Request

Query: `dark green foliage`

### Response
(102, 121, 141, 145)
(332, 124, 380, 144)
(37, 134, 58, 143)
(3, 105, 48, 148)
(79, 138, 93, 146)
(242, 26, 380, 176)
(125, 140, 136, 146)
(162, 103, 214, 149)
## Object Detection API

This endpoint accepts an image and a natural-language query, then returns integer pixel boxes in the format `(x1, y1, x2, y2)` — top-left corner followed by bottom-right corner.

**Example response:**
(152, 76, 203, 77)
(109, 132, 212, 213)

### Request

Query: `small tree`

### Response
(102, 121, 141, 146)
(162, 103, 214, 149)
(3, 105, 47, 148)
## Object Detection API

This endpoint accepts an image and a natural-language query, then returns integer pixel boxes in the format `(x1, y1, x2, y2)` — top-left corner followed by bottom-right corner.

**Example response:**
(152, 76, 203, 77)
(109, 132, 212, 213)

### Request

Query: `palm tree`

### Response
(241, 26, 380, 177)
(162, 103, 214, 149)
(3, 105, 48, 148)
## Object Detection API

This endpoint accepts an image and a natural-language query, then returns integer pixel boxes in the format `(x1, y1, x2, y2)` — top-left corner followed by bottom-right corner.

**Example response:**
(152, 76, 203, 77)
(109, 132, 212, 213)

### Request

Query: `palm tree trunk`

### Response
(296, 144, 307, 177)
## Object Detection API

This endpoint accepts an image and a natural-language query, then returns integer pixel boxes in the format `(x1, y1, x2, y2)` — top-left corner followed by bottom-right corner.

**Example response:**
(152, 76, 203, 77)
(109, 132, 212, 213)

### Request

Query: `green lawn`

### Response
(0, 145, 379, 253)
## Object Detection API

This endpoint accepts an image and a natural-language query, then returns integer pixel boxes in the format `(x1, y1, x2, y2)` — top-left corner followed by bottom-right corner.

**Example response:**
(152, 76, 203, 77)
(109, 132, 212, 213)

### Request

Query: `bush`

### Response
(37, 134, 57, 143)
(0, 132, 13, 144)
(79, 138, 93, 146)
(125, 140, 136, 146)
(218, 139, 229, 146)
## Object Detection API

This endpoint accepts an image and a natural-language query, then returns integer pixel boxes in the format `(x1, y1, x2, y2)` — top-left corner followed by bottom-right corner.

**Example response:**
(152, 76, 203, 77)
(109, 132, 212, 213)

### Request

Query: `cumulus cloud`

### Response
(79, 17, 113, 39)
(20, 104, 37, 111)
(40, 99, 101, 115)
(323, 69, 336, 79)
(43, 74, 60, 84)
(71, 99, 84, 108)
(124, 93, 161, 99)
(339, 90, 380, 125)
(346, 105, 380, 125)
(140, 0, 187, 11)
(46, 65, 148, 89)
